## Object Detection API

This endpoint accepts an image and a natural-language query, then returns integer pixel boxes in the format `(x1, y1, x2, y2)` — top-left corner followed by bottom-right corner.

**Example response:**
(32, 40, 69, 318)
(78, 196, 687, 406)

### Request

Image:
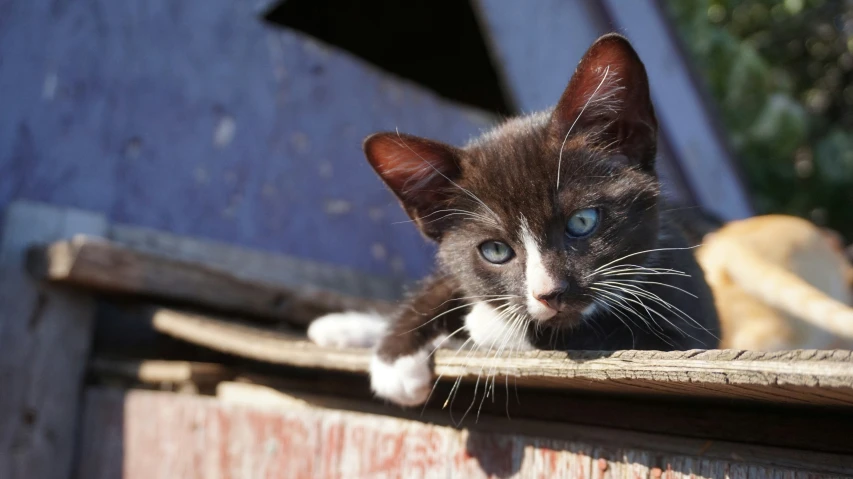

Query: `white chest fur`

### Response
(464, 303, 534, 352)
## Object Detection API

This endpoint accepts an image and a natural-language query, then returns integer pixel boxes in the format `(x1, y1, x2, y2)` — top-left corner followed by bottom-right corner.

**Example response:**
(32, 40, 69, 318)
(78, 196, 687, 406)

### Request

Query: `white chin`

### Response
(526, 301, 557, 321)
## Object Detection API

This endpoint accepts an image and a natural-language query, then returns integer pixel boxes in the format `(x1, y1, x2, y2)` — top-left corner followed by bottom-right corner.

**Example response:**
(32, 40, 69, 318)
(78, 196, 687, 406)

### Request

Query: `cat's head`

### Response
(364, 34, 661, 327)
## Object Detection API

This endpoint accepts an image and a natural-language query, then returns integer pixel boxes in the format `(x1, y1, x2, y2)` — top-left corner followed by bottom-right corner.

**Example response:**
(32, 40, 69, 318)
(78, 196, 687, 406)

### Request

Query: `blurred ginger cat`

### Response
(694, 214, 853, 350)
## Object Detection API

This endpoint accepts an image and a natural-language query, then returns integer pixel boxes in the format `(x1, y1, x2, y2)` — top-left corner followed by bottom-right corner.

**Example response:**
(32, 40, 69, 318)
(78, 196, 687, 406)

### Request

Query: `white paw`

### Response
(370, 349, 433, 407)
(307, 311, 388, 349)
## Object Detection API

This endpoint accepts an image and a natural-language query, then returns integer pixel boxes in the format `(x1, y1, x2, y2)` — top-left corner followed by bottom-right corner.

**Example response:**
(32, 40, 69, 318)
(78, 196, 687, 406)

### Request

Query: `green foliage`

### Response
(665, 0, 853, 238)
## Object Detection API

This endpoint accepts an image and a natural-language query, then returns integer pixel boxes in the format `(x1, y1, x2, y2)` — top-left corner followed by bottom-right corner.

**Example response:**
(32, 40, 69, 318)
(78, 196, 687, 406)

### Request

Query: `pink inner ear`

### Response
(363, 133, 461, 207)
(552, 35, 656, 136)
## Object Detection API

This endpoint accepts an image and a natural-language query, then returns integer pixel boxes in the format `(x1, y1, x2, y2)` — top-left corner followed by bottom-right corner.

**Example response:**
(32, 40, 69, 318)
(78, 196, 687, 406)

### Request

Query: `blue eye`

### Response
(566, 208, 599, 237)
(479, 241, 514, 264)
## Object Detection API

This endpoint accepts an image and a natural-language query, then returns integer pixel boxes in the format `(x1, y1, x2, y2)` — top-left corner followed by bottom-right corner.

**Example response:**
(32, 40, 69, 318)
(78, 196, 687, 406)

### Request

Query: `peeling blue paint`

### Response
(0, 0, 494, 280)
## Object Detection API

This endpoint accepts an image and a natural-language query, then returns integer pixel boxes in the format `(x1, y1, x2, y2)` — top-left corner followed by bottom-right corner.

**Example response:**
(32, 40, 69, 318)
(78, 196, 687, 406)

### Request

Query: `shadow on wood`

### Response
(75, 386, 853, 478)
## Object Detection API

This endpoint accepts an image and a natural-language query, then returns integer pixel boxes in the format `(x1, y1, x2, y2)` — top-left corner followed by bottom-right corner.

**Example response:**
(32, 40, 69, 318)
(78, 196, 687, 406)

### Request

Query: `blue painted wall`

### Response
(0, 0, 494, 280)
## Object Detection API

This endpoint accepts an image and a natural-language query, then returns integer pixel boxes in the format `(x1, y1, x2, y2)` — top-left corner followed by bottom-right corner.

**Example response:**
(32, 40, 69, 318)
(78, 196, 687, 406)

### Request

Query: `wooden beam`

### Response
(27, 236, 395, 326)
(151, 308, 367, 368)
(226, 368, 853, 455)
(109, 223, 407, 302)
(216, 381, 853, 467)
(140, 307, 853, 408)
(0, 201, 108, 479)
(76, 387, 853, 478)
(89, 358, 235, 386)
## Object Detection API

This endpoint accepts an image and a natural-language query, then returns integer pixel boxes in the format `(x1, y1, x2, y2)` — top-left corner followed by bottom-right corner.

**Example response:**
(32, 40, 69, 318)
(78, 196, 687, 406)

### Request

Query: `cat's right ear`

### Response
(363, 132, 463, 240)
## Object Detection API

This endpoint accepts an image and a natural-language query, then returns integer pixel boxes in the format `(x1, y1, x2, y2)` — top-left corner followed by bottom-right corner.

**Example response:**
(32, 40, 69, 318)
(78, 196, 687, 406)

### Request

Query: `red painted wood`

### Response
(76, 388, 845, 479)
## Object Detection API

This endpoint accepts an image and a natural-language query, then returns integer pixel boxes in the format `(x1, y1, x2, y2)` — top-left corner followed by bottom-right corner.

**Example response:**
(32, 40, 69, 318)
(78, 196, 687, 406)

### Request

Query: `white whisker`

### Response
(607, 278, 697, 298)
(556, 65, 611, 189)
(479, 309, 526, 420)
(595, 263, 688, 276)
(428, 324, 468, 358)
(592, 287, 654, 332)
(593, 292, 676, 348)
(443, 303, 521, 421)
(595, 284, 700, 342)
(590, 246, 700, 276)
(590, 294, 638, 347)
(393, 129, 500, 223)
(469, 309, 518, 422)
(399, 297, 513, 334)
(600, 280, 717, 338)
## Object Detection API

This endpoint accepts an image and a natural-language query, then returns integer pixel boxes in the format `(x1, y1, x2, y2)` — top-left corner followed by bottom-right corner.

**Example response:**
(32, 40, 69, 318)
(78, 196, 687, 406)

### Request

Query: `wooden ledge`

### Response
(140, 308, 853, 407)
(27, 235, 395, 326)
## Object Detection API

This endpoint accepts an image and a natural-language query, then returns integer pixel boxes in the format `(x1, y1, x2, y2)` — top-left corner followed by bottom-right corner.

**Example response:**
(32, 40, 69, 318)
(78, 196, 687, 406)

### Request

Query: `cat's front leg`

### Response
(371, 275, 464, 407)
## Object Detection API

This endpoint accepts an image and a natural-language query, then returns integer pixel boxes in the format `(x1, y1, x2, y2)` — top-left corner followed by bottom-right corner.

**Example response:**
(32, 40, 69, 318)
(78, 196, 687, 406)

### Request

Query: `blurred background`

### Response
(666, 0, 853, 240)
(2, 0, 851, 282)
(3, 3, 853, 477)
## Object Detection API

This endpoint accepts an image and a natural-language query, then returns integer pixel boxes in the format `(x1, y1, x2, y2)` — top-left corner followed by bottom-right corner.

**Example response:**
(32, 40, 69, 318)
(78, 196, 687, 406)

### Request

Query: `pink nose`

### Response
(535, 283, 569, 311)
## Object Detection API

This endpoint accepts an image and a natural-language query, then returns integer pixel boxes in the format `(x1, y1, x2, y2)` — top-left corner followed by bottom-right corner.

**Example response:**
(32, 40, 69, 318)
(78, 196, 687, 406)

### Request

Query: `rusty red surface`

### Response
(76, 388, 841, 479)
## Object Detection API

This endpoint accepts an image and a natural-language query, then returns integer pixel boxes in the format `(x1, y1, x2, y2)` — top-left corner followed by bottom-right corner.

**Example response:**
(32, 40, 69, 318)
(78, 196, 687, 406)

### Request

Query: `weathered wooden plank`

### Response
(76, 387, 853, 478)
(143, 307, 853, 407)
(28, 236, 395, 326)
(0, 0, 494, 280)
(151, 308, 364, 367)
(92, 300, 259, 366)
(227, 370, 853, 455)
(90, 358, 235, 387)
(217, 382, 853, 477)
(0, 200, 107, 479)
(109, 223, 406, 301)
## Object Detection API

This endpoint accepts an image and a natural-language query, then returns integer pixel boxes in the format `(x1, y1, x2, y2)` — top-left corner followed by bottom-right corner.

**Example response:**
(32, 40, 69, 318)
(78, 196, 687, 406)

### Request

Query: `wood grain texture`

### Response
(85, 303, 853, 454)
(0, 200, 107, 479)
(109, 223, 406, 301)
(28, 236, 396, 326)
(215, 382, 853, 476)
(89, 358, 235, 386)
(144, 307, 853, 407)
(228, 369, 853, 455)
(76, 387, 853, 478)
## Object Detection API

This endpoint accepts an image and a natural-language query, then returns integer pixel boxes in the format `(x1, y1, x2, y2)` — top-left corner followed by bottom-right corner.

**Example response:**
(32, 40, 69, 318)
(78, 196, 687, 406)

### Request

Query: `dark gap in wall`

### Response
(263, 0, 513, 115)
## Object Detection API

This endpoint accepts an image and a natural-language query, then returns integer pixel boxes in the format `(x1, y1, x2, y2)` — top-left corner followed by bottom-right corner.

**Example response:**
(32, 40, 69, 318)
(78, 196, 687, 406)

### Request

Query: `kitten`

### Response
(696, 214, 853, 350)
(309, 34, 720, 406)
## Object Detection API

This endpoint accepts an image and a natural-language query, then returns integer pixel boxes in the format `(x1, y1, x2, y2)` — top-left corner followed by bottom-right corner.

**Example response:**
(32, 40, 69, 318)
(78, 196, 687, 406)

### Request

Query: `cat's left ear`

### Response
(551, 33, 658, 170)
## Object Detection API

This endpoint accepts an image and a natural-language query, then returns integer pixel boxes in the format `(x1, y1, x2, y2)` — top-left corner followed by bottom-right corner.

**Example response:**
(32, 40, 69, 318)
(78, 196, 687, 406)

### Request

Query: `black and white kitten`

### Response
(308, 34, 720, 406)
